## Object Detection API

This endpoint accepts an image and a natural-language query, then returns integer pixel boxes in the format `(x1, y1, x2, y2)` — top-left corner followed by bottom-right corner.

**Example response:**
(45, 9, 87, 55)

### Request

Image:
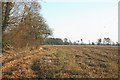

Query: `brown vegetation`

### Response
(2, 1, 52, 48)
(1, 45, 119, 78)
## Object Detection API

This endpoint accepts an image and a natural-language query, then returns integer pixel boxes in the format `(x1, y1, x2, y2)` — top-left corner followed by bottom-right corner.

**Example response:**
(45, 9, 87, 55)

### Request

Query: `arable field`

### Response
(1, 45, 119, 78)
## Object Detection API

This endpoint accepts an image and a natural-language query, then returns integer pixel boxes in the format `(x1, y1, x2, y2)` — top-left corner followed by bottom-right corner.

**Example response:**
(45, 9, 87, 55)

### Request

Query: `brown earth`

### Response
(1, 45, 119, 78)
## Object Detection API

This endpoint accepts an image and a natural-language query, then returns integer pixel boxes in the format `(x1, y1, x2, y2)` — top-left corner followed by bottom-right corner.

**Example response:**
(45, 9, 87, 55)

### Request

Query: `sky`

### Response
(40, 0, 119, 43)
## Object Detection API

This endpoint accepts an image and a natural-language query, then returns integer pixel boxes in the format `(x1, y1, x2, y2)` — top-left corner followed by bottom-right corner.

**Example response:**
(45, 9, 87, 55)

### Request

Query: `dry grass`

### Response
(1, 45, 119, 78)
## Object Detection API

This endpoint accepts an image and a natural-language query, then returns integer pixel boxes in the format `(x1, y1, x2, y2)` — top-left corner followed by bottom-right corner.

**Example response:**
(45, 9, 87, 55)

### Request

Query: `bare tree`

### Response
(103, 38, 111, 45)
(2, 2, 15, 31)
(80, 39, 83, 45)
(3, 1, 52, 48)
(97, 38, 102, 45)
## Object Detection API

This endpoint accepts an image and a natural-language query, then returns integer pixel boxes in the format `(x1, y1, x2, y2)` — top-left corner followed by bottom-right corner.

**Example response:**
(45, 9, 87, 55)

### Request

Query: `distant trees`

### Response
(95, 37, 112, 45)
(103, 38, 111, 45)
(68, 40, 72, 45)
(45, 38, 63, 45)
(45, 38, 73, 45)
(97, 38, 102, 45)
(44, 37, 119, 46)
(80, 39, 83, 45)
(116, 42, 120, 46)
(63, 38, 69, 45)
(73, 41, 78, 45)
(92, 42, 95, 45)
(96, 37, 119, 46)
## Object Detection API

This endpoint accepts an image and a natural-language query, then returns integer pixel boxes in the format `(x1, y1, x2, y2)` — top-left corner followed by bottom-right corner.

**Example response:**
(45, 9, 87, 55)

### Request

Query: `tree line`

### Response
(2, 1, 52, 49)
(1, 1, 119, 50)
(45, 37, 120, 46)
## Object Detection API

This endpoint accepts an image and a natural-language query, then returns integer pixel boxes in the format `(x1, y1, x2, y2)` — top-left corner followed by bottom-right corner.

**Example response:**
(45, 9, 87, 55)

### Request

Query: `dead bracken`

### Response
(2, 45, 119, 78)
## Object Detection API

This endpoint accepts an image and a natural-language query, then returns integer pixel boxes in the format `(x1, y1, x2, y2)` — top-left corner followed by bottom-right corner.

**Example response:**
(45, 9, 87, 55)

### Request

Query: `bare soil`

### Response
(1, 45, 119, 78)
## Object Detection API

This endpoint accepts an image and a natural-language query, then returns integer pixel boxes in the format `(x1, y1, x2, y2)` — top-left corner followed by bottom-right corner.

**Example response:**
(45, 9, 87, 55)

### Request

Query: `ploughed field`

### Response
(1, 45, 119, 78)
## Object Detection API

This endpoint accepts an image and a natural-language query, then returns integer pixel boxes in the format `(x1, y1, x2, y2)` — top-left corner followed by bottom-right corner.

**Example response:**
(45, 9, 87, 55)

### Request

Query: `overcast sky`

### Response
(40, 0, 119, 43)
